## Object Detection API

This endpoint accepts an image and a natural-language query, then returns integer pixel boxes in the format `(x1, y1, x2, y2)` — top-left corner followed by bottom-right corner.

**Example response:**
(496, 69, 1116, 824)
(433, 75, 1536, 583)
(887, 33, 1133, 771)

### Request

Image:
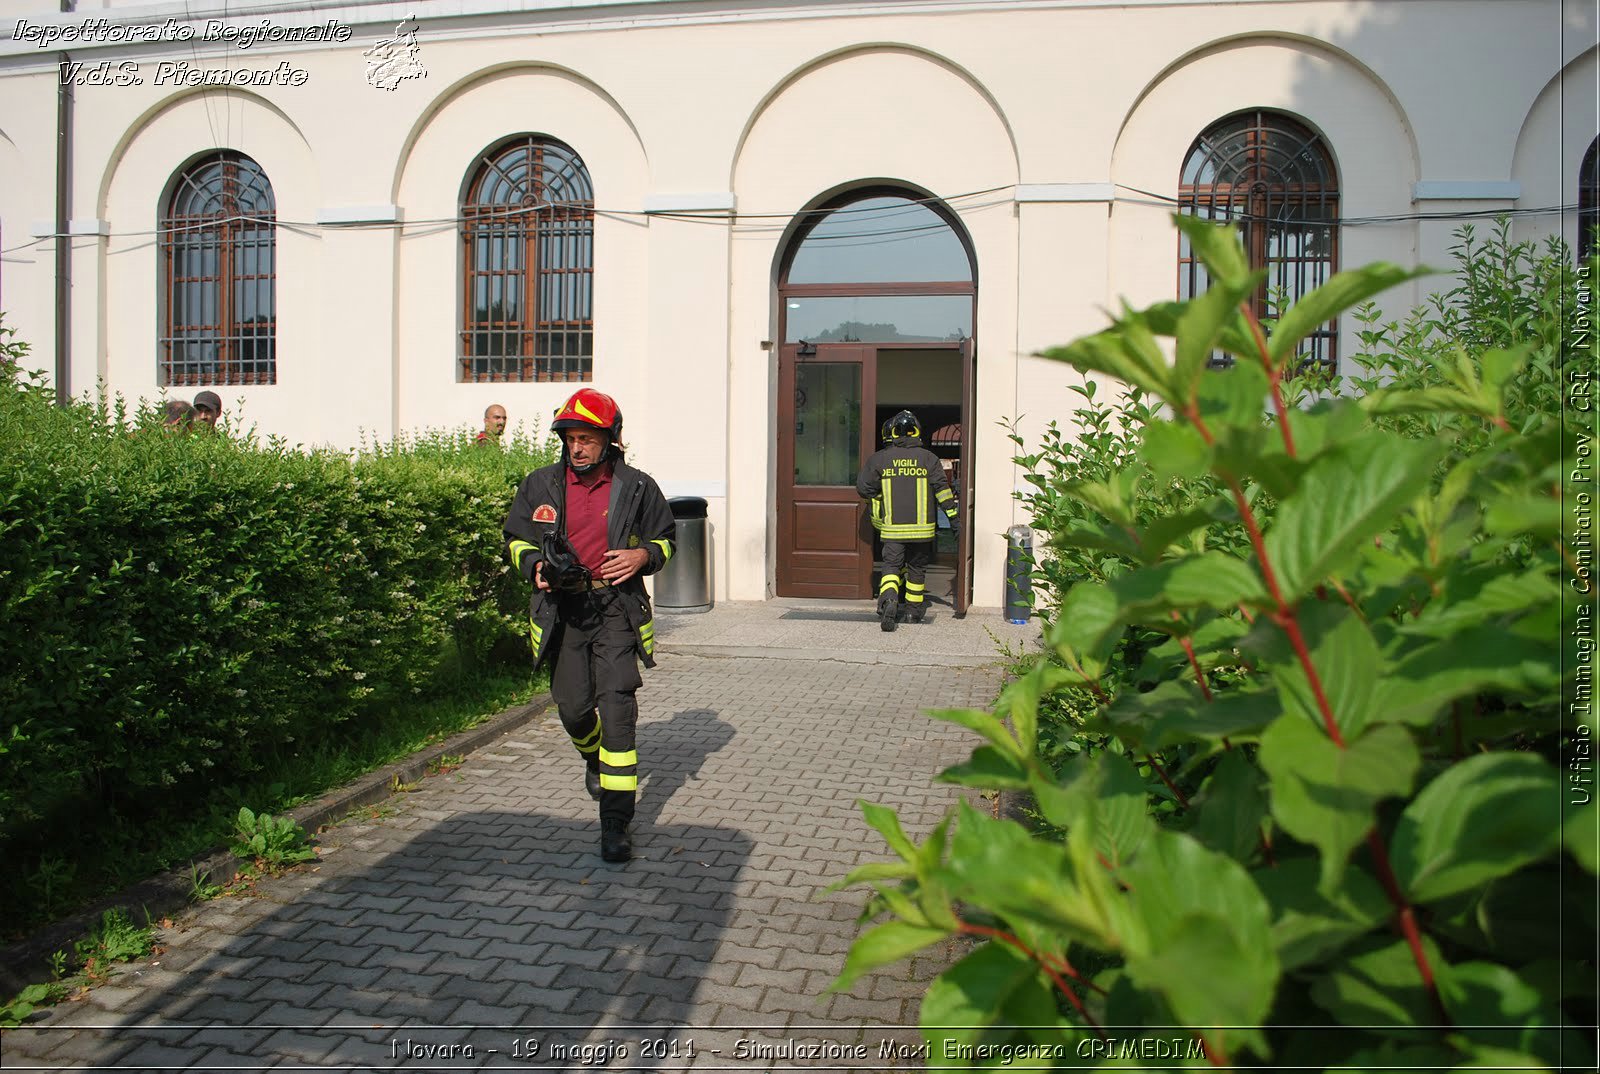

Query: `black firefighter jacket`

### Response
(857, 436, 958, 542)
(503, 459, 676, 670)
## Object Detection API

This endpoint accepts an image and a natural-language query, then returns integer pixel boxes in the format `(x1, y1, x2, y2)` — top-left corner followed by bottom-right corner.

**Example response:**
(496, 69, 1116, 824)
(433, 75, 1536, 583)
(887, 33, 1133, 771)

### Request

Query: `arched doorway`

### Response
(774, 188, 976, 614)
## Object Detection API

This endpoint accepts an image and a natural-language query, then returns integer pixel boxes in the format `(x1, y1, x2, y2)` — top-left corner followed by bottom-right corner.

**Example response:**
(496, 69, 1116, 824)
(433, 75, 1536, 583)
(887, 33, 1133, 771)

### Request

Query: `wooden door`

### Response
(954, 335, 975, 617)
(776, 343, 875, 598)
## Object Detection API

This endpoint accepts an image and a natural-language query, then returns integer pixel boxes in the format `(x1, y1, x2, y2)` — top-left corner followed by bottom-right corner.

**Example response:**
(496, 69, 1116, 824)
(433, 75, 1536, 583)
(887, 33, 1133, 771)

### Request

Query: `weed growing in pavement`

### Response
(230, 808, 317, 876)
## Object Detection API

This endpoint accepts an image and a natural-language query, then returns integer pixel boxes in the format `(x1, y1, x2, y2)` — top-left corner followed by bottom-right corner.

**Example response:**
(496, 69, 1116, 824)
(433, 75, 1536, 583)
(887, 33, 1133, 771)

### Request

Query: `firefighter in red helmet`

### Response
(503, 388, 676, 863)
(858, 410, 958, 631)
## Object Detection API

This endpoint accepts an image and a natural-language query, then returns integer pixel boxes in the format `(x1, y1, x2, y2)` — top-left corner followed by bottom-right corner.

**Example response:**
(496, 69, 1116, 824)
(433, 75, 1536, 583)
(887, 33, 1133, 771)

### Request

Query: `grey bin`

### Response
(655, 496, 713, 613)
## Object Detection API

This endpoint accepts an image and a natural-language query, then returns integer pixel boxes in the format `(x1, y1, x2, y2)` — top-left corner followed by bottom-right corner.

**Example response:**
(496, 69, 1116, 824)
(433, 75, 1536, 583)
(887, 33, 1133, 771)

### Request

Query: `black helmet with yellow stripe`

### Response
(881, 410, 921, 442)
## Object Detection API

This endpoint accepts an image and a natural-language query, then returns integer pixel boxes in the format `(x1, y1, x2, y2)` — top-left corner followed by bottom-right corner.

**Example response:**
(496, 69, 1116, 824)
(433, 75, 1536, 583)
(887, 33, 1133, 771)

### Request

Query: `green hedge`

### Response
(0, 357, 555, 862)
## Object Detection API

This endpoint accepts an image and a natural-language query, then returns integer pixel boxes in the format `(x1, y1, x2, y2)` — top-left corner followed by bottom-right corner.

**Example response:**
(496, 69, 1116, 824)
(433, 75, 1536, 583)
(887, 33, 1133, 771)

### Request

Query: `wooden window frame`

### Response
(160, 152, 277, 386)
(459, 136, 594, 383)
(1179, 110, 1340, 371)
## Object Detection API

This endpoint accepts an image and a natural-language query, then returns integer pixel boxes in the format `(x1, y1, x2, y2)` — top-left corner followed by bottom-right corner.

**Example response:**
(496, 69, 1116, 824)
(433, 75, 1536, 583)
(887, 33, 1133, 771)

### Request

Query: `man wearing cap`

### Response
(502, 388, 675, 863)
(192, 391, 222, 429)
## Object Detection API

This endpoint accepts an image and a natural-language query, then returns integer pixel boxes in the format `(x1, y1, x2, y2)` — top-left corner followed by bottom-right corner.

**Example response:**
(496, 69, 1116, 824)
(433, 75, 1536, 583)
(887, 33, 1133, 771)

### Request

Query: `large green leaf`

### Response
(937, 745, 1030, 790)
(1258, 716, 1419, 889)
(832, 920, 951, 992)
(1108, 552, 1267, 618)
(919, 941, 1062, 1052)
(1095, 751, 1156, 868)
(939, 801, 1117, 947)
(1267, 263, 1432, 368)
(1439, 960, 1550, 1029)
(927, 706, 1021, 761)
(1047, 582, 1123, 671)
(1254, 856, 1389, 972)
(1376, 623, 1557, 726)
(859, 799, 919, 861)
(1173, 273, 1262, 401)
(1271, 605, 1383, 739)
(1308, 937, 1446, 1030)
(1116, 831, 1279, 1034)
(1100, 680, 1278, 753)
(1036, 319, 1173, 401)
(1174, 213, 1252, 284)
(1140, 421, 1213, 482)
(1190, 750, 1268, 865)
(1390, 752, 1561, 903)
(1263, 432, 1443, 603)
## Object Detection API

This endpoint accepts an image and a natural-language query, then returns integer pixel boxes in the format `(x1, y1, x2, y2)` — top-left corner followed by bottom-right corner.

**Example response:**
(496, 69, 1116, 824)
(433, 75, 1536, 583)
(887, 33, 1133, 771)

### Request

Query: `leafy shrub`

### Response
(0, 353, 555, 901)
(836, 217, 1595, 1069)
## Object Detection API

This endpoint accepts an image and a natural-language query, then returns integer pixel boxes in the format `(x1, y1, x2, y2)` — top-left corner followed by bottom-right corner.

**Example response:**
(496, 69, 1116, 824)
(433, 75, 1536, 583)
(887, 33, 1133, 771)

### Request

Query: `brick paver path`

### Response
(5, 653, 1001, 1070)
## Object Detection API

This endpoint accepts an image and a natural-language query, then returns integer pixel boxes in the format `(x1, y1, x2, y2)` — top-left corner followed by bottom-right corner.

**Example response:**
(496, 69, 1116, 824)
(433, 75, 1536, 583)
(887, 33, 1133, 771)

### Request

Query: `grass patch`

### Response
(4, 668, 546, 942)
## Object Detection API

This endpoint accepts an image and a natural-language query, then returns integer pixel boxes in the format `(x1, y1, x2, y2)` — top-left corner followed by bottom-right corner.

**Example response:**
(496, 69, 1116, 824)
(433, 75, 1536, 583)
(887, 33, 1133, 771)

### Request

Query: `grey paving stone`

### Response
(16, 653, 999, 1064)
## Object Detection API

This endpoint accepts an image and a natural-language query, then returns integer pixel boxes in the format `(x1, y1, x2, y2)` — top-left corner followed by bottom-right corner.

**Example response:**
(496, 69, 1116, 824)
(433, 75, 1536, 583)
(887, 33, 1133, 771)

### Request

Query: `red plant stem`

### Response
(1365, 830, 1450, 1026)
(1201, 1035, 1231, 1068)
(1329, 578, 1366, 621)
(1035, 950, 1109, 996)
(1272, 608, 1347, 749)
(958, 921, 1106, 1034)
(1144, 754, 1191, 808)
(1177, 630, 1214, 703)
(1242, 300, 1297, 460)
(1189, 308, 1442, 1022)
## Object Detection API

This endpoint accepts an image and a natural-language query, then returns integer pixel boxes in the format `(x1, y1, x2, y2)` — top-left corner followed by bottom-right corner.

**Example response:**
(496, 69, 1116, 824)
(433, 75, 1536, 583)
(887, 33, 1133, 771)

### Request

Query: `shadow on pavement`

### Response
(7, 709, 749, 1071)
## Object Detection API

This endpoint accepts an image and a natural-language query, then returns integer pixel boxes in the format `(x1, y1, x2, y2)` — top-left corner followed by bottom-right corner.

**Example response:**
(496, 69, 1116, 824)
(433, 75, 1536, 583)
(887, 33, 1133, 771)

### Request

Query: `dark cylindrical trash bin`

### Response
(656, 496, 712, 613)
(1005, 524, 1033, 625)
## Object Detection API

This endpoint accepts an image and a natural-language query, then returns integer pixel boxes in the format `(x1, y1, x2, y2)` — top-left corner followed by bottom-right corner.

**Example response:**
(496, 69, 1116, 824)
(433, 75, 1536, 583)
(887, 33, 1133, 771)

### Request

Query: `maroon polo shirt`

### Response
(564, 463, 613, 575)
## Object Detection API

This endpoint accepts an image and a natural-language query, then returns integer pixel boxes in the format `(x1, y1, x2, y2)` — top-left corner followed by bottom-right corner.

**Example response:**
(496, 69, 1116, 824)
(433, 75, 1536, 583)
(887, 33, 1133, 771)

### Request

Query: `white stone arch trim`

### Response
(1511, 46, 1599, 249)
(388, 62, 648, 208)
(390, 64, 652, 443)
(729, 42, 1021, 194)
(1109, 33, 1419, 313)
(95, 88, 313, 221)
(97, 89, 318, 409)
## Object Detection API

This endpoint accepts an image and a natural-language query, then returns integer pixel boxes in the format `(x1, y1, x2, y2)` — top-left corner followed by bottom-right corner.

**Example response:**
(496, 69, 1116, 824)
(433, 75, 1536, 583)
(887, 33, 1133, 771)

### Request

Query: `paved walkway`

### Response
(5, 604, 1014, 1071)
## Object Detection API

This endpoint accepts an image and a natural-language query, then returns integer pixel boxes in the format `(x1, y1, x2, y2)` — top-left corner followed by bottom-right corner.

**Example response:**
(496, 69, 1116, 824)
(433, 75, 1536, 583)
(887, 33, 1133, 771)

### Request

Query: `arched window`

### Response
(1580, 138, 1599, 264)
(460, 136, 593, 382)
(1180, 110, 1339, 369)
(160, 151, 276, 385)
(779, 190, 974, 345)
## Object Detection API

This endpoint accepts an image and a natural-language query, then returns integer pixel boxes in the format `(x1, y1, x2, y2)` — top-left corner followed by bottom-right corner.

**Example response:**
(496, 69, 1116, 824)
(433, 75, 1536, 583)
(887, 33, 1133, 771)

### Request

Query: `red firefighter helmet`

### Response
(551, 388, 623, 441)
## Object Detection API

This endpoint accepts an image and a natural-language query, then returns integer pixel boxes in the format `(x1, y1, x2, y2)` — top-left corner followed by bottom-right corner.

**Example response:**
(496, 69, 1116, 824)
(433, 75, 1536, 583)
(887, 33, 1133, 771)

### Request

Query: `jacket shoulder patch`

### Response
(532, 504, 558, 524)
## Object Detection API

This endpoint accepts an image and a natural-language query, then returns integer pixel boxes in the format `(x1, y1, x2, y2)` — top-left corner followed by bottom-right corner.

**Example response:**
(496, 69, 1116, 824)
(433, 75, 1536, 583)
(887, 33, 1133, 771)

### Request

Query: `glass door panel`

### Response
(793, 362, 861, 485)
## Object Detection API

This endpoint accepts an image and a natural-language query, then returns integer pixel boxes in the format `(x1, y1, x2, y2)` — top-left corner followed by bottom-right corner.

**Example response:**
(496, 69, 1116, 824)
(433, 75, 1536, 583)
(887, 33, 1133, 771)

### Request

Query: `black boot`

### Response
(908, 602, 926, 624)
(600, 820, 632, 863)
(584, 763, 601, 801)
(877, 590, 898, 632)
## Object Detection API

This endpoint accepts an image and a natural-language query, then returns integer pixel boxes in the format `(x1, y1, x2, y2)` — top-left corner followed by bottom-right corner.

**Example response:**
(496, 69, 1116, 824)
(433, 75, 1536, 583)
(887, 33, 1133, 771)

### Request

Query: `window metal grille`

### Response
(460, 136, 594, 383)
(1580, 138, 1599, 265)
(1179, 111, 1339, 370)
(160, 152, 277, 386)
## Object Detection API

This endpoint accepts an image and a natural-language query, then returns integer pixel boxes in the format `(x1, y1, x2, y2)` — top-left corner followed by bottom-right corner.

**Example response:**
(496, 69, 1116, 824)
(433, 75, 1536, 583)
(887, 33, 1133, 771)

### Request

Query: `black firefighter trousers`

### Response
(880, 539, 934, 609)
(551, 587, 640, 825)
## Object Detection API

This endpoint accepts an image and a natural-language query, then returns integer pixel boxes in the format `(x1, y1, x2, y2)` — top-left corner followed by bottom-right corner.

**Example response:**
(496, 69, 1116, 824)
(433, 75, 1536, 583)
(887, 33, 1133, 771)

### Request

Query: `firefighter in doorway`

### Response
(503, 388, 676, 863)
(857, 409, 958, 632)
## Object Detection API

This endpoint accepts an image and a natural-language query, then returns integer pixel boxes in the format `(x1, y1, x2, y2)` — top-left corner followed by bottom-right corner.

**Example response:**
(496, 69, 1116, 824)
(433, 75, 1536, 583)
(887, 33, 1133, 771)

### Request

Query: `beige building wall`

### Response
(0, 0, 1592, 608)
